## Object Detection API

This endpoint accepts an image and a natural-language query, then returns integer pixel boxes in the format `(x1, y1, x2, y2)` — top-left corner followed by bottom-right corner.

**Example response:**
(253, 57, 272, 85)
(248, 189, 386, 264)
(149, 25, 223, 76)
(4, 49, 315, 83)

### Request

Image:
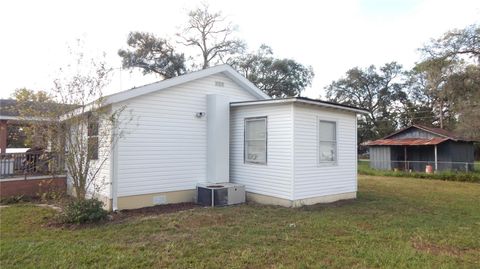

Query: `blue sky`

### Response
(0, 0, 479, 99)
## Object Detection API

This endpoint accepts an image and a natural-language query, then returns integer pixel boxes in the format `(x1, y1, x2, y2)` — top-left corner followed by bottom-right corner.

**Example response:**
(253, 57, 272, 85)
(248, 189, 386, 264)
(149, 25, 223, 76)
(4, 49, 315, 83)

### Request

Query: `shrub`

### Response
(0, 195, 27, 205)
(61, 198, 107, 224)
(37, 179, 65, 202)
(358, 164, 480, 183)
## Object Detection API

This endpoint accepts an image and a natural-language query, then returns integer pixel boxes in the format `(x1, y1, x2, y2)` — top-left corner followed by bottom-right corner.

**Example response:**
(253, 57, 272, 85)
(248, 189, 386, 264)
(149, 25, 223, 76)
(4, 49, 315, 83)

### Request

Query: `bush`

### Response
(61, 198, 107, 224)
(358, 165, 480, 183)
(37, 179, 65, 202)
(0, 195, 28, 205)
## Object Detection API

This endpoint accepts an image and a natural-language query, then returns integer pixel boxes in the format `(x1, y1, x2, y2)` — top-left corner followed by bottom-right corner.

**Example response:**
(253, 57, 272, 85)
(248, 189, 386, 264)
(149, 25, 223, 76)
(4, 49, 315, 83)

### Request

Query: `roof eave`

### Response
(104, 65, 269, 106)
(231, 98, 369, 114)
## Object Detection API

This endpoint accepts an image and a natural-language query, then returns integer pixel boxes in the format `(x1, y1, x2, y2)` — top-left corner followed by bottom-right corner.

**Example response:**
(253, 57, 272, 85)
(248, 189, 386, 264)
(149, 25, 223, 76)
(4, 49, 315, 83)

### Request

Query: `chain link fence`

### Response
(358, 159, 479, 173)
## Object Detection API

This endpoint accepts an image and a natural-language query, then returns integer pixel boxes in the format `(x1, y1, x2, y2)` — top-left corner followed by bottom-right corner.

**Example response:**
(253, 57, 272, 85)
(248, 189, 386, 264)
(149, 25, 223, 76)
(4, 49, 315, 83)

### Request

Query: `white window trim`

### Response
(317, 118, 338, 166)
(244, 117, 267, 165)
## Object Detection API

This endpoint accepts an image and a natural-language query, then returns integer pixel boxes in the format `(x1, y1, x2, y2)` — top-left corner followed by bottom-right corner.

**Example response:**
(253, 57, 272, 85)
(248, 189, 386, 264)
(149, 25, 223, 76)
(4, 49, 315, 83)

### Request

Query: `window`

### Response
(88, 116, 99, 160)
(319, 120, 337, 163)
(244, 117, 267, 164)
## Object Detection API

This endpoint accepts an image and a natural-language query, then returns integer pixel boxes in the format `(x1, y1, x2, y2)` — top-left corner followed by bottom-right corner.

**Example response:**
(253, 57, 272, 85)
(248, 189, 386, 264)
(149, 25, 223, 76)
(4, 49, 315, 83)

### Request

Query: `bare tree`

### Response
(177, 3, 245, 69)
(16, 42, 130, 200)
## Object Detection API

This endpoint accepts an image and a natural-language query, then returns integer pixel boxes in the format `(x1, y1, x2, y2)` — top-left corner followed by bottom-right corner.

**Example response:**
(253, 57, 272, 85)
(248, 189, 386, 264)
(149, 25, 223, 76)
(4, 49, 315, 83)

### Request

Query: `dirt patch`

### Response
(356, 222, 374, 231)
(114, 202, 199, 219)
(180, 212, 231, 229)
(331, 228, 349, 236)
(108, 202, 201, 227)
(35, 204, 63, 212)
(300, 199, 357, 211)
(411, 238, 465, 257)
(45, 202, 200, 229)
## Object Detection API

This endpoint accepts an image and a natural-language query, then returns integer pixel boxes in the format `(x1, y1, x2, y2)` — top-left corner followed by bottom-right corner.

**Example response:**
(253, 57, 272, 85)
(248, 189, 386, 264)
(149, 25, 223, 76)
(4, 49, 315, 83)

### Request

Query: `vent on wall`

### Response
(215, 81, 225, 87)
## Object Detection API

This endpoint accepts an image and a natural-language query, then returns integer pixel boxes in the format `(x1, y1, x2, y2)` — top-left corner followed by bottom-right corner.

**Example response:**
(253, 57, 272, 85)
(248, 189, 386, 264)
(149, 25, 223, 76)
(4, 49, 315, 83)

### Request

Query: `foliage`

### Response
(230, 45, 314, 98)
(399, 69, 439, 127)
(327, 24, 480, 143)
(421, 23, 480, 63)
(444, 64, 480, 140)
(118, 32, 186, 79)
(358, 161, 480, 183)
(37, 179, 65, 202)
(0, 195, 27, 205)
(325, 62, 408, 143)
(2, 177, 479, 267)
(11, 88, 56, 149)
(177, 3, 245, 69)
(417, 23, 480, 139)
(410, 58, 459, 129)
(7, 125, 28, 148)
(60, 198, 107, 224)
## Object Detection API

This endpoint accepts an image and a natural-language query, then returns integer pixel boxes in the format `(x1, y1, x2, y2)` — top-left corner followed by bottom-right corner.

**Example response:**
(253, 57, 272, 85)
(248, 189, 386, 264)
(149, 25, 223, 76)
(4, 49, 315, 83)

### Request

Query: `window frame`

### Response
(87, 115, 99, 160)
(318, 119, 338, 165)
(244, 116, 268, 165)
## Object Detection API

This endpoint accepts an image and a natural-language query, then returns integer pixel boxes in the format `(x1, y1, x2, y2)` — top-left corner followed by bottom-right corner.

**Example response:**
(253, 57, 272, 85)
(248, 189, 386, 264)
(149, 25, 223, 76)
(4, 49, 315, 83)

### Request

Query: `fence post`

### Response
(465, 162, 468, 172)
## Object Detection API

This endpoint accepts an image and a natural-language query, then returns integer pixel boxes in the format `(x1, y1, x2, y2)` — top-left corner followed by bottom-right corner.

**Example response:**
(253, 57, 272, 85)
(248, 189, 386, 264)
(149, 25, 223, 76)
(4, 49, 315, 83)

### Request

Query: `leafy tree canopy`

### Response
(326, 62, 408, 142)
(230, 45, 314, 98)
(118, 32, 186, 79)
(421, 24, 480, 63)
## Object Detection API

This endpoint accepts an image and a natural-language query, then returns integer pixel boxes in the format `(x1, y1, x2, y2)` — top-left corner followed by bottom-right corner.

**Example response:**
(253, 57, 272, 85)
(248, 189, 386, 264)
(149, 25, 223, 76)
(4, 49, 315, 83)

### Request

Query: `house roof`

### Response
(383, 124, 468, 141)
(103, 64, 270, 106)
(363, 138, 449, 146)
(230, 97, 369, 114)
(0, 99, 17, 118)
(364, 124, 474, 147)
(0, 99, 75, 121)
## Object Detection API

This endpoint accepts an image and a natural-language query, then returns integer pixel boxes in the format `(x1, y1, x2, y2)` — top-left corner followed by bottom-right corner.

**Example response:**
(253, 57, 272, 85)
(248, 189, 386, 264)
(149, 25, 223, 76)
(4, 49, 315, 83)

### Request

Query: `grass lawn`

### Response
(1, 176, 479, 268)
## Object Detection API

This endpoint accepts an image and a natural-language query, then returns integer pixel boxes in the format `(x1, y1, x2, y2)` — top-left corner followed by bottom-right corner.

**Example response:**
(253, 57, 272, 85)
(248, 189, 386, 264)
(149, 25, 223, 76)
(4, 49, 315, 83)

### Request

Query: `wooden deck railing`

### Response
(0, 151, 65, 179)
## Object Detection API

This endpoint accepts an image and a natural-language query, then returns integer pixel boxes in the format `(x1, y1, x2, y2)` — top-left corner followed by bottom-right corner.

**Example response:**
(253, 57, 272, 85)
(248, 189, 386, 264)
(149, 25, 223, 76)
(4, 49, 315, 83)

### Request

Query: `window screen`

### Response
(244, 117, 267, 164)
(88, 116, 99, 160)
(319, 120, 336, 163)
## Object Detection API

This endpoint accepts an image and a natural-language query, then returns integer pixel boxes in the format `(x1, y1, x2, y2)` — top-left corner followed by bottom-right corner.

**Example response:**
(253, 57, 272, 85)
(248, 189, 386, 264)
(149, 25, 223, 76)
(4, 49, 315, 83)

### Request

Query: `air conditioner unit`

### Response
(196, 182, 245, 207)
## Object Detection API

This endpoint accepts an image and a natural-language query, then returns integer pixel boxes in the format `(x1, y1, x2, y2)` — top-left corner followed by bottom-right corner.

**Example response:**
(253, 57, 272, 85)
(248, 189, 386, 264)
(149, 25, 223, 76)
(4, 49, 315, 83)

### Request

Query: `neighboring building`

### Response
(364, 125, 475, 172)
(67, 65, 367, 210)
(0, 99, 72, 152)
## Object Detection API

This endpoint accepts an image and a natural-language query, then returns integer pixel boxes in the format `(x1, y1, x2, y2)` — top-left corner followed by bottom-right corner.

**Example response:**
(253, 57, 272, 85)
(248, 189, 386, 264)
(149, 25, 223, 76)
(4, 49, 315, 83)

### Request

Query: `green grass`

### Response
(1, 176, 480, 268)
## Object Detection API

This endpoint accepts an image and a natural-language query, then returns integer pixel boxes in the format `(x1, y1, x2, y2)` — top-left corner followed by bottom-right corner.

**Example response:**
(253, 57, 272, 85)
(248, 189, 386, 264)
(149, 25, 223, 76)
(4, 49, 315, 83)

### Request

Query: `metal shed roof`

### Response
(363, 137, 449, 146)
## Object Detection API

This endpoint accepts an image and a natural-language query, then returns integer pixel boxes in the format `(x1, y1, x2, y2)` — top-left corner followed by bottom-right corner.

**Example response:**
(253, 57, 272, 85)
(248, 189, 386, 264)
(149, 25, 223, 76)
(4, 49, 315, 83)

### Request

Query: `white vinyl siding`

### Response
(231, 102, 358, 202)
(293, 104, 357, 200)
(114, 73, 259, 197)
(244, 117, 267, 164)
(230, 103, 293, 199)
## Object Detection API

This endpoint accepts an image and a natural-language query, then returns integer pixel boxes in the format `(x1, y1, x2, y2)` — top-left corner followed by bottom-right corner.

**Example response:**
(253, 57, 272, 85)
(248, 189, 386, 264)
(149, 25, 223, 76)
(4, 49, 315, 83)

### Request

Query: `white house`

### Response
(68, 65, 367, 210)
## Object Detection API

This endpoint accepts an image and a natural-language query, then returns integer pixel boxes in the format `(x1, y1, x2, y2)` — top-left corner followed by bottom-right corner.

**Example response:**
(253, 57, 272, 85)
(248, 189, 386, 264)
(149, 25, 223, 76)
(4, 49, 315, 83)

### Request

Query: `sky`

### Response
(1, 0, 479, 100)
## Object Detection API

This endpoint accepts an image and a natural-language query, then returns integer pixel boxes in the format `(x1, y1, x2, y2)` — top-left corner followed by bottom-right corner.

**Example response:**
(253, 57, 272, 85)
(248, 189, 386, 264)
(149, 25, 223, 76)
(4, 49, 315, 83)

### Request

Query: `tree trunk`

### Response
(439, 100, 444, 129)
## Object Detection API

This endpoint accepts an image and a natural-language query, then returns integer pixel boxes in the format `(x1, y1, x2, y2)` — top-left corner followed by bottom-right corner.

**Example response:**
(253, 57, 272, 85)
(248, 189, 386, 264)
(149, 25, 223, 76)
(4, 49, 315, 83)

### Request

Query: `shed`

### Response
(364, 125, 475, 172)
